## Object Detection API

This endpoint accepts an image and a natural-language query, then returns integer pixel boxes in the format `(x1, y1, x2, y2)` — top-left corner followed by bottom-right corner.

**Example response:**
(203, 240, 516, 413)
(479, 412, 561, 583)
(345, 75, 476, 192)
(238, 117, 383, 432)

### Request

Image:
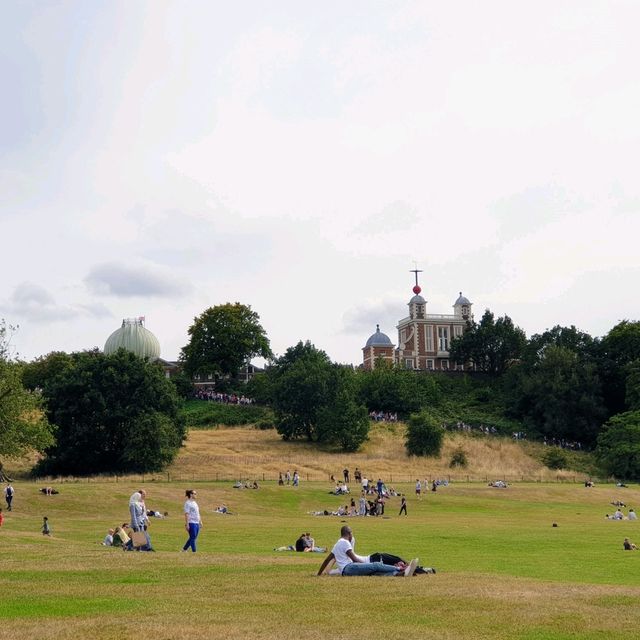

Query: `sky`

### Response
(2, 0, 639, 365)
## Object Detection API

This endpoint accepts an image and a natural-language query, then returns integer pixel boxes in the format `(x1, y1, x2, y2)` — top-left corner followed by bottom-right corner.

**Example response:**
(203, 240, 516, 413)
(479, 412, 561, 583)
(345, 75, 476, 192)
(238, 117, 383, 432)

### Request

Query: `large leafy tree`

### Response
(596, 411, 640, 480)
(598, 320, 640, 415)
(269, 341, 369, 451)
(504, 345, 606, 445)
(181, 303, 272, 379)
(356, 363, 436, 416)
(449, 310, 526, 376)
(523, 325, 598, 366)
(31, 349, 185, 475)
(0, 320, 55, 472)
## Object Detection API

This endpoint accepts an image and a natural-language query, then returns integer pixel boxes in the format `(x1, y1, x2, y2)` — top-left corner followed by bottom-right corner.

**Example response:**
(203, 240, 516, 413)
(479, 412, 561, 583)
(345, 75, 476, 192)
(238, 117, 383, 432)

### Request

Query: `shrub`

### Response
(449, 447, 468, 468)
(542, 448, 568, 470)
(405, 410, 445, 457)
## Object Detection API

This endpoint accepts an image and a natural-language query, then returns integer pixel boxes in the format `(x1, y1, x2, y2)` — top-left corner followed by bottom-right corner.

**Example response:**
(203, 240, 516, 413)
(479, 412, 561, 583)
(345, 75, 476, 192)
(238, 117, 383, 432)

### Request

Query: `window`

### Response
(425, 326, 433, 351)
(404, 358, 414, 369)
(454, 325, 463, 337)
(441, 360, 449, 370)
(427, 359, 434, 370)
(438, 327, 449, 352)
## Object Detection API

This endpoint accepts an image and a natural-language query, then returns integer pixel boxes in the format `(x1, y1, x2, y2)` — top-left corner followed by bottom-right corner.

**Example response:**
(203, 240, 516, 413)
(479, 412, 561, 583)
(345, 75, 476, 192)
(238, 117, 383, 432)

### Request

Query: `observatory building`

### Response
(363, 271, 473, 371)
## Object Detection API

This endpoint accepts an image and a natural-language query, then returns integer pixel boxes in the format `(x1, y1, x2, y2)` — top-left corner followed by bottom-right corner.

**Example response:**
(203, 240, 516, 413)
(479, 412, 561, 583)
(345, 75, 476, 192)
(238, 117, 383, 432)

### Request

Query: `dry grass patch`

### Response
(167, 424, 585, 482)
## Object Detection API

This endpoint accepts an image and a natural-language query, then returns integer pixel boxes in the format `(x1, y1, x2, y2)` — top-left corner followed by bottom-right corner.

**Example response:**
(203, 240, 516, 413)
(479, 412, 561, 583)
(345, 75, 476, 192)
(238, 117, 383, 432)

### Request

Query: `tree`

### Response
(405, 410, 445, 457)
(317, 368, 370, 452)
(0, 360, 55, 465)
(449, 310, 526, 376)
(356, 364, 424, 416)
(269, 341, 334, 441)
(599, 321, 640, 415)
(596, 411, 640, 480)
(0, 320, 55, 470)
(33, 349, 185, 475)
(504, 345, 606, 446)
(180, 303, 272, 380)
(523, 325, 597, 367)
(269, 342, 369, 450)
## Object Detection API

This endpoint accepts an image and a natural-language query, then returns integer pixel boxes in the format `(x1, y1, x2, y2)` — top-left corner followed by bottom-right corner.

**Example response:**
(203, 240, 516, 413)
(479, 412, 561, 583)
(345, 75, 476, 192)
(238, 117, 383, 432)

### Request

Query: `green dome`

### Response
(104, 318, 161, 360)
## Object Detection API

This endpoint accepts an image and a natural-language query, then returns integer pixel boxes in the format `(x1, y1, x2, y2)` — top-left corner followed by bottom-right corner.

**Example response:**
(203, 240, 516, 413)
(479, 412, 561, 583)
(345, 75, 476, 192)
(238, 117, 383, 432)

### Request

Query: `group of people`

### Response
(278, 470, 300, 486)
(605, 507, 637, 520)
(194, 390, 253, 404)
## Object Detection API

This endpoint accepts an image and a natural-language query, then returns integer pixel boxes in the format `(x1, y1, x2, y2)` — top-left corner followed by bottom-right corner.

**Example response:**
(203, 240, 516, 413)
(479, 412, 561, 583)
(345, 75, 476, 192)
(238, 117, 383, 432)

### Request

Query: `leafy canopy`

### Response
(449, 310, 526, 376)
(180, 303, 272, 379)
(31, 349, 185, 475)
(0, 320, 55, 463)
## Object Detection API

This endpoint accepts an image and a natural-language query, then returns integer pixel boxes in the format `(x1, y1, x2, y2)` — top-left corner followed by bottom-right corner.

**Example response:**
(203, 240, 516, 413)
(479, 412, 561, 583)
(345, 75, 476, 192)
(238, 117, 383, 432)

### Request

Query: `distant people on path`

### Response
(623, 538, 637, 550)
(398, 495, 407, 517)
(182, 489, 202, 553)
(343, 468, 350, 484)
(317, 525, 418, 577)
(376, 478, 383, 497)
(415, 479, 421, 499)
(278, 473, 284, 486)
(354, 468, 361, 483)
(41, 516, 51, 536)
(293, 471, 299, 487)
(285, 470, 291, 485)
(5, 484, 14, 511)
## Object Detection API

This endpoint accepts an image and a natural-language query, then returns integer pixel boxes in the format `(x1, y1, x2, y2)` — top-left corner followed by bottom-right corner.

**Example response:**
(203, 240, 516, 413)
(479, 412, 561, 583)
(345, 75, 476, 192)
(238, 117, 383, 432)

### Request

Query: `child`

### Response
(42, 516, 51, 536)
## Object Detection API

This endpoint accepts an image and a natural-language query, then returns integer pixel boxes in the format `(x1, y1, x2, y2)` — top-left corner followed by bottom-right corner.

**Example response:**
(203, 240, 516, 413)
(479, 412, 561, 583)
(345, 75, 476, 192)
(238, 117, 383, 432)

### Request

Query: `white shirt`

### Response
(332, 537, 354, 572)
(184, 499, 201, 524)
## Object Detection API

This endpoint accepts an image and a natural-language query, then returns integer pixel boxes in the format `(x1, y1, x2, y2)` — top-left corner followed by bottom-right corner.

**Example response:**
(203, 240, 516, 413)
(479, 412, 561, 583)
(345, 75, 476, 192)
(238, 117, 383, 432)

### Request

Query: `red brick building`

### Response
(363, 273, 473, 371)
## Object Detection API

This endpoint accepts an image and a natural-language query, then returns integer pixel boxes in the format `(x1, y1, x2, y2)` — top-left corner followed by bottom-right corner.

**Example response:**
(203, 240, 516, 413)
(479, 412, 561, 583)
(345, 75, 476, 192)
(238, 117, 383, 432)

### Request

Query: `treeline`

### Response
(245, 316, 640, 479)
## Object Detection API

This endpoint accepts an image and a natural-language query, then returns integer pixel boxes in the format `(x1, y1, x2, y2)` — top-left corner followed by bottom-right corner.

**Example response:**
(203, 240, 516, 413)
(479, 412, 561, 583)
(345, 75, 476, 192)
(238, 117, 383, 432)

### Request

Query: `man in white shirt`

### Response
(317, 526, 417, 577)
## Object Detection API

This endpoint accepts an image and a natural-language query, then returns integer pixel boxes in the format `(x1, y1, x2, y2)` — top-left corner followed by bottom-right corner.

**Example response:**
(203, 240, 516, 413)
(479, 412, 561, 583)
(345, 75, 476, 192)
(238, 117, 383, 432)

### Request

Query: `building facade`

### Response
(362, 273, 473, 371)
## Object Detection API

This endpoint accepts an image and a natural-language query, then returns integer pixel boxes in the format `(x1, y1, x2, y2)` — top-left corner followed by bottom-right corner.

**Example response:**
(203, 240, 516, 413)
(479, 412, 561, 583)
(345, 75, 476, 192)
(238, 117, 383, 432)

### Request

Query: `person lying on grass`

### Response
(623, 538, 637, 550)
(317, 525, 418, 577)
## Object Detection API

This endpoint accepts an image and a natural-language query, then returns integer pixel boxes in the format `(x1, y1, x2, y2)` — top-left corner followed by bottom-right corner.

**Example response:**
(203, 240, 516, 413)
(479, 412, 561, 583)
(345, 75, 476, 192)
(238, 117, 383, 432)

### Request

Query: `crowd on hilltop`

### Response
(369, 411, 398, 422)
(194, 390, 253, 404)
(543, 437, 583, 450)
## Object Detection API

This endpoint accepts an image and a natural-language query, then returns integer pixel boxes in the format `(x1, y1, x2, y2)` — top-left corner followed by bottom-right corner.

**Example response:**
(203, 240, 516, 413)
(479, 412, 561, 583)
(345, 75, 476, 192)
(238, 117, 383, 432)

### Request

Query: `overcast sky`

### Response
(2, 1, 639, 365)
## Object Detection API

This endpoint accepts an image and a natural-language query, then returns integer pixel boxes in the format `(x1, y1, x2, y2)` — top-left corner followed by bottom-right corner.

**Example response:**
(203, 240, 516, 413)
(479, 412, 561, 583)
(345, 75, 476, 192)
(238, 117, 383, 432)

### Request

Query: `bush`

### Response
(405, 410, 445, 457)
(542, 448, 568, 470)
(449, 447, 468, 468)
(181, 400, 275, 428)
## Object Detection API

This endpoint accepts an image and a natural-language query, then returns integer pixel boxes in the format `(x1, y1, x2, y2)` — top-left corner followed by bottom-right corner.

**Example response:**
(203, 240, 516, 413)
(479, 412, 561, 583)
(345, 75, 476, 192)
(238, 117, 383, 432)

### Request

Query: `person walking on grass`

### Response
(42, 516, 51, 536)
(398, 495, 408, 517)
(5, 484, 14, 511)
(182, 489, 202, 553)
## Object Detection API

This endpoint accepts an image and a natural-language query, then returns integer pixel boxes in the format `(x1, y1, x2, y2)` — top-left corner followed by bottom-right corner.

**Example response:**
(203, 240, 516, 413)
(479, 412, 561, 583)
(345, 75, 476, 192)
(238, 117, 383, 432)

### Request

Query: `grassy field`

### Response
(1, 476, 639, 640)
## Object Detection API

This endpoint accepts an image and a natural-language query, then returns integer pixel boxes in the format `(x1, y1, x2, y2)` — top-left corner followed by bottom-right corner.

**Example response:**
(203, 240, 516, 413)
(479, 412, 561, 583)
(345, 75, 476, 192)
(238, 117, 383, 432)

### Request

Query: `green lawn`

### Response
(0, 480, 639, 639)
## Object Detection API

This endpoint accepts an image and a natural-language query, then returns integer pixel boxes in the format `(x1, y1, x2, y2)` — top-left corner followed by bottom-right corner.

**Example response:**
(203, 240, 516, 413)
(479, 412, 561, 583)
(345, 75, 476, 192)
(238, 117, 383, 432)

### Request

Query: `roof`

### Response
(365, 325, 393, 347)
(104, 319, 161, 360)
(454, 292, 471, 306)
(410, 294, 426, 304)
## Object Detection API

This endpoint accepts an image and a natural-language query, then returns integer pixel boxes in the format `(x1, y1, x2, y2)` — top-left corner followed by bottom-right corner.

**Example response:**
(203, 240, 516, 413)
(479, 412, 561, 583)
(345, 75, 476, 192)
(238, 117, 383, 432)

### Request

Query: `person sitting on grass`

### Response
(113, 525, 134, 550)
(628, 509, 637, 521)
(317, 525, 418, 577)
(623, 537, 637, 550)
(102, 528, 115, 546)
